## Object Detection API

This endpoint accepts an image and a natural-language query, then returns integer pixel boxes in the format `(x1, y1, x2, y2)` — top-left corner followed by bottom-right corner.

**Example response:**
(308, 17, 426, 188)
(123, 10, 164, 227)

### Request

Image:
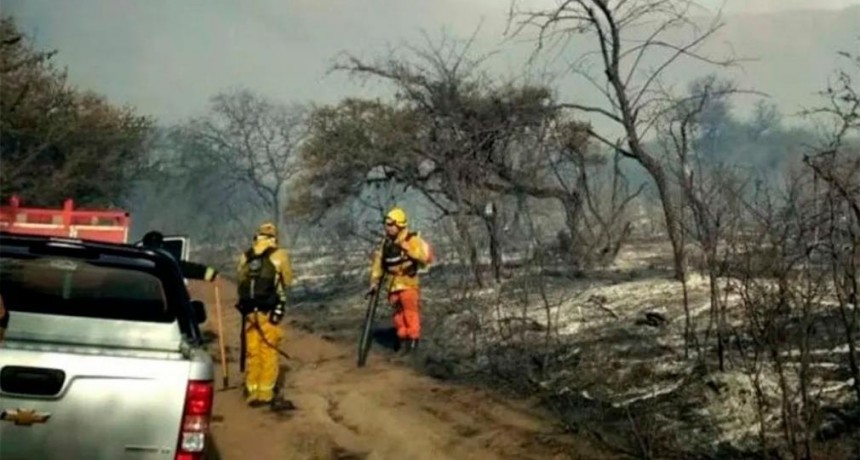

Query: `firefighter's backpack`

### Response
(238, 246, 278, 306)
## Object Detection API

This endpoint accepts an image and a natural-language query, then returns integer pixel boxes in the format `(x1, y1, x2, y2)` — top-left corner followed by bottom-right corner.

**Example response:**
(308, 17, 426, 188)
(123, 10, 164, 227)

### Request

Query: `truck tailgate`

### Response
(1, 346, 191, 460)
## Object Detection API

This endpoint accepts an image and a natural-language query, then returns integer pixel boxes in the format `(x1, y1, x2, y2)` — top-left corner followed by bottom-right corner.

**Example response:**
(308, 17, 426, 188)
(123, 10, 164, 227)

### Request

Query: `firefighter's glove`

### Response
(269, 305, 285, 325)
(365, 285, 378, 299)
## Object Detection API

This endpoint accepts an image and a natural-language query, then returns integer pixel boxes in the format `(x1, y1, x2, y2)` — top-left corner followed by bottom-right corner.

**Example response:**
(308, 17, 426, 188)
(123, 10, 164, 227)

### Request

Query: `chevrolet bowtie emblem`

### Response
(1, 408, 51, 426)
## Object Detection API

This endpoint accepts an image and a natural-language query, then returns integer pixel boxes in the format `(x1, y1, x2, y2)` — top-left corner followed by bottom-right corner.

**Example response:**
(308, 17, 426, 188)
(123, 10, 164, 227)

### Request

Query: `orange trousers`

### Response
(389, 288, 421, 340)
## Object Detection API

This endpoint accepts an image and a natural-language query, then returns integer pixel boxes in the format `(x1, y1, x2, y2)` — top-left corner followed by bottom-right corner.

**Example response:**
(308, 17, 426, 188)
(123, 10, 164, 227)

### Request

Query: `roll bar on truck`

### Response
(0, 196, 190, 260)
(0, 195, 131, 243)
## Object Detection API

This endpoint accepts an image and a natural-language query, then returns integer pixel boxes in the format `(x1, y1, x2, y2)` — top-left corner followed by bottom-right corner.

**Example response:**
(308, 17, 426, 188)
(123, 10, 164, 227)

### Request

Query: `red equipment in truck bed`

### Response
(0, 196, 131, 243)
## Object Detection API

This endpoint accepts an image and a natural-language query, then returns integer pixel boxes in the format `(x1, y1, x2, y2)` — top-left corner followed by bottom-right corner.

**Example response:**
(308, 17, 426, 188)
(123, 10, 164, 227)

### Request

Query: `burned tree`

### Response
(174, 89, 307, 241)
(510, 0, 742, 282)
(655, 75, 750, 364)
(288, 98, 421, 244)
(293, 31, 647, 287)
(802, 45, 860, 403)
(329, 37, 563, 285)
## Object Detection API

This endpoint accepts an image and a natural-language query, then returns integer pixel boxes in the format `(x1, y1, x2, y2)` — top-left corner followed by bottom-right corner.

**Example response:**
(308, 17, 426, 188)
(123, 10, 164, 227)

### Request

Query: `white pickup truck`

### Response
(0, 232, 216, 460)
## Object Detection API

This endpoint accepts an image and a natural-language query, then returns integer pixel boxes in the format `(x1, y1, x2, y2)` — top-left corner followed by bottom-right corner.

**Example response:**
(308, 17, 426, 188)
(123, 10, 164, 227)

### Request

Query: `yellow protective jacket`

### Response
(370, 230, 431, 293)
(237, 238, 293, 305)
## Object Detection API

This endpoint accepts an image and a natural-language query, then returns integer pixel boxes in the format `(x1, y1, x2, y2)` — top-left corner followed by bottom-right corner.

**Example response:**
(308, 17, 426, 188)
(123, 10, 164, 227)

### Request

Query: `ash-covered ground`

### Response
(210, 240, 860, 459)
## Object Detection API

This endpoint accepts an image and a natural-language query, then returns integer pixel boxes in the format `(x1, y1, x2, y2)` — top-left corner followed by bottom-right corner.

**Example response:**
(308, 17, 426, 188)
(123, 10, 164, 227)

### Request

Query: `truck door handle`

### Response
(0, 366, 66, 396)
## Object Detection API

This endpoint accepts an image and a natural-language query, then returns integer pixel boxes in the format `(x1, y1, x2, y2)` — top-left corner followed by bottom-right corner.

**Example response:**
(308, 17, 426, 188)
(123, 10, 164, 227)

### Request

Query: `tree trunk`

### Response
(455, 211, 482, 288)
(681, 274, 693, 359)
(273, 202, 282, 242)
(837, 254, 860, 402)
(623, 128, 686, 280)
(710, 269, 725, 372)
(708, 247, 725, 372)
(561, 193, 584, 266)
(846, 245, 860, 402)
(483, 208, 503, 283)
(841, 304, 860, 403)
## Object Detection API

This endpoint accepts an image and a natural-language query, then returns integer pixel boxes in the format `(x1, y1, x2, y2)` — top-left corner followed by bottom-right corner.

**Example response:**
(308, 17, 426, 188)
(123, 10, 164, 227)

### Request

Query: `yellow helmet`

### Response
(256, 222, 278, 237)
(385, 207, 408, 227)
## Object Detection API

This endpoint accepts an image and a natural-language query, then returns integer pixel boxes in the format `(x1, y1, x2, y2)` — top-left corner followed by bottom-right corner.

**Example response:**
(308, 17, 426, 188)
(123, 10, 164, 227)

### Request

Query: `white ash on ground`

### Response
(283, 241, 859, 457)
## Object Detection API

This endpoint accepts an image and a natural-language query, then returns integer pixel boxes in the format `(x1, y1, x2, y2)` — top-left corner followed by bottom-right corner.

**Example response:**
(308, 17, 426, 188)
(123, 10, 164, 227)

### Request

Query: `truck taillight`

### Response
(175, 380, 214, 460)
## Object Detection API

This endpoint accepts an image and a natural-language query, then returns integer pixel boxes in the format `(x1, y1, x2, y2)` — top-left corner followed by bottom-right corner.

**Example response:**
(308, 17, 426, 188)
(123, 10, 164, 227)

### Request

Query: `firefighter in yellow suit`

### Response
(236, 222, 293, 409)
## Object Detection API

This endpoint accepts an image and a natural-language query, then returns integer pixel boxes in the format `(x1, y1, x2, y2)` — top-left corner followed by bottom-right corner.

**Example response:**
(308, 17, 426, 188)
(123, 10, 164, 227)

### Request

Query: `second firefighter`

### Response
(368, 207, 434, 355)
(236, 222, 293, 409)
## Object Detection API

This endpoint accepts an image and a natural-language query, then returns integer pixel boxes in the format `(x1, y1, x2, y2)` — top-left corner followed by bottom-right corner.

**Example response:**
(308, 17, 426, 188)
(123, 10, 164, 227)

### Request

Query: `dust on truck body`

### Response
(0, 195, 131, 243)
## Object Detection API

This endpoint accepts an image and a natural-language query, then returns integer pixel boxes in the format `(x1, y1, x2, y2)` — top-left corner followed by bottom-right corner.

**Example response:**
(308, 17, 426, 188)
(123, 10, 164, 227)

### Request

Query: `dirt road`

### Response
(189, 281, 610, 460)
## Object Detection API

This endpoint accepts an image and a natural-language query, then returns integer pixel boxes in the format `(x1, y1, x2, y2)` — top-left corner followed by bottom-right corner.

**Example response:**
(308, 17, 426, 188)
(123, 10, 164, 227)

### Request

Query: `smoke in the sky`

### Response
(4, 0, 859, 127)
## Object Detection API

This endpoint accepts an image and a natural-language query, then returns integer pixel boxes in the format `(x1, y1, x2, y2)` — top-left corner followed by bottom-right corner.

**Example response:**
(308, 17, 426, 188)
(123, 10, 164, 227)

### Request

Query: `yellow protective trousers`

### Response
(243, 311, 284, 403)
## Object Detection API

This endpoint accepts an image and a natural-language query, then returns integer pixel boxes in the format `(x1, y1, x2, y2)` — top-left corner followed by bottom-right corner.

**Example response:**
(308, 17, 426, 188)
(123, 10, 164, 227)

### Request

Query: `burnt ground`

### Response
(273, 241, 860, 459)
(188, 280, 616, 460)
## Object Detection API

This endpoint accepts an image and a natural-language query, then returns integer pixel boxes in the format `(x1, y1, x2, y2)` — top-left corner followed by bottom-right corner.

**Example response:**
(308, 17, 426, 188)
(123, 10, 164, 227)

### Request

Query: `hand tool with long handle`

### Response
(358, 274, 385, 367)
(213, 284, 230, 390)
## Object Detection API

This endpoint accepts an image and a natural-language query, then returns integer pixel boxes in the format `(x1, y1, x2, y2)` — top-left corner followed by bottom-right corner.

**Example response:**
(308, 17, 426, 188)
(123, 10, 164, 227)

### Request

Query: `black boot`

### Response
(402, 339, 419, 355)
(397, 339, 410, 356)
(270, 396, 297, 413)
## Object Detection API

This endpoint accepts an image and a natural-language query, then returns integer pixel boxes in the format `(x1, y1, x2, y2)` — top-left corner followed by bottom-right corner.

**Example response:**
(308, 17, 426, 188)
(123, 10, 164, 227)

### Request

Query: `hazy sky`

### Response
(5, 0, 860, 128)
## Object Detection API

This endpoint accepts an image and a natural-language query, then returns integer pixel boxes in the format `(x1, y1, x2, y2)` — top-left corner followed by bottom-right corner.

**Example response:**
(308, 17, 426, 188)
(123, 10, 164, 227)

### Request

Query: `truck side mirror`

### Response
(190, 300, 207, 324)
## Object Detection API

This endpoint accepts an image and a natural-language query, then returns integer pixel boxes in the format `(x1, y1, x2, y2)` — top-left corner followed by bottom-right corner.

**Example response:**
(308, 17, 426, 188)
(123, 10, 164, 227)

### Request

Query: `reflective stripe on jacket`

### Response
(370, 230, 430, 293)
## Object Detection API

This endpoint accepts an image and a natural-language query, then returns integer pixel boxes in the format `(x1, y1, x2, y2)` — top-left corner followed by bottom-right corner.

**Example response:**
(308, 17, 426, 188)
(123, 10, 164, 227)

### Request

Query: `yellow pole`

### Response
(214, 283, 229, 389)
